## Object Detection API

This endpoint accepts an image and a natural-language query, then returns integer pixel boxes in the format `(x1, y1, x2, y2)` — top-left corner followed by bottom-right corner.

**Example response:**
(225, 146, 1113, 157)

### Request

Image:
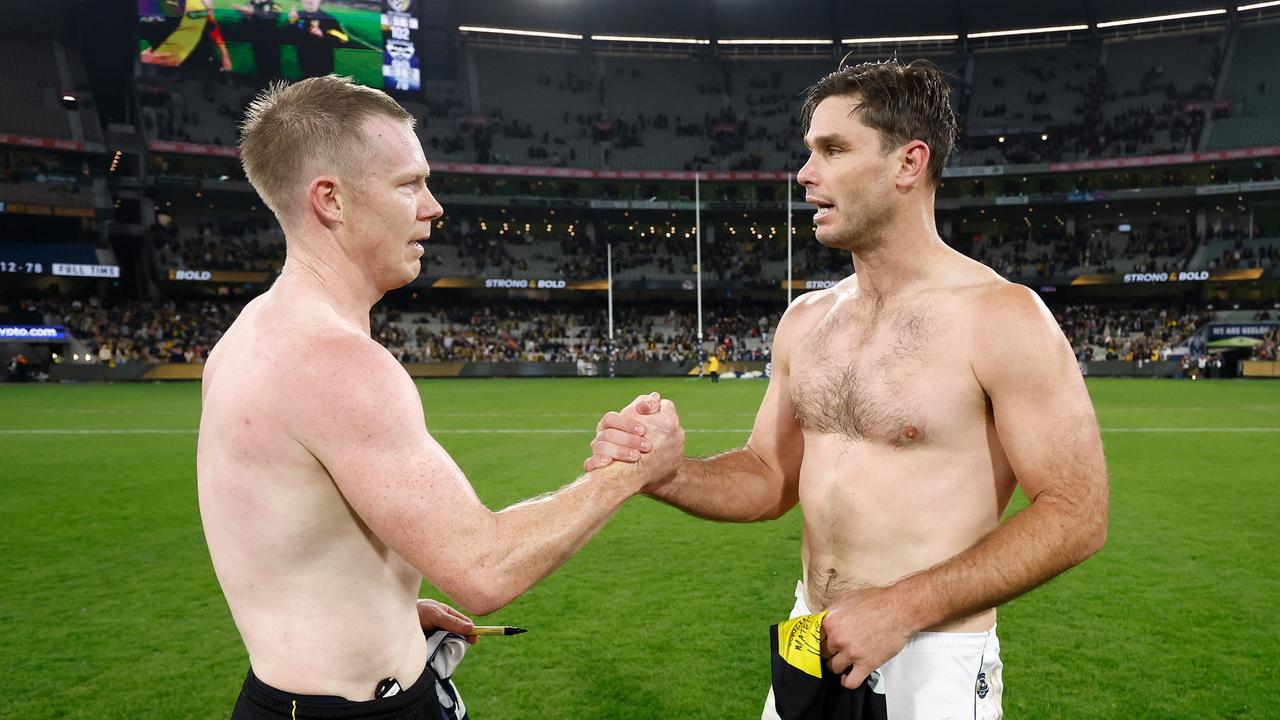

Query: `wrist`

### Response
(590, 459, 647, 495)
(886, 575, 935, 633)
(639, 458, 684, 497)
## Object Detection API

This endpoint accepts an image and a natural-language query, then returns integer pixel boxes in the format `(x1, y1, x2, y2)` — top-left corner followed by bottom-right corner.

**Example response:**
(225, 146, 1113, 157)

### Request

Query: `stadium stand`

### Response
(8, 296, 778, 366)
(136, 26, 1279, 171)
(1055, 303, 1212, 361)
(17, 292, 1261, 370)
(1208, 20, 1280, 150)
(3, 4, 1279, 384)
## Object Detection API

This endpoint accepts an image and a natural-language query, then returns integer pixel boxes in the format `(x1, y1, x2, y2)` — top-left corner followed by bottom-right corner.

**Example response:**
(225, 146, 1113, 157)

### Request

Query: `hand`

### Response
(309, 20, 323, 37)
(820, 586, 915, 689)
(626, 399, 685, 491)
(288, 3, 298, 23)
(584, 392, 663, 472)
(417, 598, 477, 645)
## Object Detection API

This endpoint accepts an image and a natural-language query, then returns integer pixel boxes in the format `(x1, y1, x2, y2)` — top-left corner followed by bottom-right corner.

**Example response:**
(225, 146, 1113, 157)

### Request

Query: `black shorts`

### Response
(230, 662, 442, 720)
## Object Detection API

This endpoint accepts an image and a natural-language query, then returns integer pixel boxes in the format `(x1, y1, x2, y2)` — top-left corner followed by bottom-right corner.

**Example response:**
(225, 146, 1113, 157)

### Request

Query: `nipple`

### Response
(901, 426, 920, 441)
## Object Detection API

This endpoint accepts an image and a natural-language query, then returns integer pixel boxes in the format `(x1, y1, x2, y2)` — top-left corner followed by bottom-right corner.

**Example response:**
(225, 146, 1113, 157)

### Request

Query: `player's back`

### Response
(196, 288, 428, 699)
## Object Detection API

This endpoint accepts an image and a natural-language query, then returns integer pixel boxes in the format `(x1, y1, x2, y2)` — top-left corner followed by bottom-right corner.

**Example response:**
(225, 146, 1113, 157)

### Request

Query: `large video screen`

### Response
(138, 0, 419, 92)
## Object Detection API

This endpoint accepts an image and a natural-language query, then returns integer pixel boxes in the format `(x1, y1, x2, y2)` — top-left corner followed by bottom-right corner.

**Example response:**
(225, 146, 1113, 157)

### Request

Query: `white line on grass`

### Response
(2, 427, 1279, 436)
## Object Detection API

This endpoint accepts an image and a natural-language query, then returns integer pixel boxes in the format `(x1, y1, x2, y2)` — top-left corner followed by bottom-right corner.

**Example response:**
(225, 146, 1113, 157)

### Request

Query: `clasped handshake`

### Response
(583, 391, 685, 489)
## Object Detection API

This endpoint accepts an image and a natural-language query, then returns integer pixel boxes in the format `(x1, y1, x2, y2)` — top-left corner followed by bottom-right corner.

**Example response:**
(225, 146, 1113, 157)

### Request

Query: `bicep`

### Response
(979, 293, 1107, 504)
(745, 317, 805, 493)
(302, 363, 493, 588)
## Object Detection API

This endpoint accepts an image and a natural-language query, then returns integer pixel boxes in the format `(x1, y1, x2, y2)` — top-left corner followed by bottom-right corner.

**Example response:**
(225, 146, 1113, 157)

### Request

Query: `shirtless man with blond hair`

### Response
(587, 59, 1109, 719)
(197, 75, 683, 719)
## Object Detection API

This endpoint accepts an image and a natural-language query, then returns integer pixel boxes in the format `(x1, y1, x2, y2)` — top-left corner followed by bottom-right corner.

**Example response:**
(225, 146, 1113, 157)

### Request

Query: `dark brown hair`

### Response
(800, 58, 957, 186)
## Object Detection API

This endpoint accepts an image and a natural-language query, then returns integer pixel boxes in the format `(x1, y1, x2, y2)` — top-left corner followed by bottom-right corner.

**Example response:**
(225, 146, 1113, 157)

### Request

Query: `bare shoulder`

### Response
(778, 276, 851, 334)
(296, 321, 412, 401)
(967, 277, 1060, 342)
(960, 273, 1078, 390)
(772, 277, 848, 365)
(240, 296, 415, 414)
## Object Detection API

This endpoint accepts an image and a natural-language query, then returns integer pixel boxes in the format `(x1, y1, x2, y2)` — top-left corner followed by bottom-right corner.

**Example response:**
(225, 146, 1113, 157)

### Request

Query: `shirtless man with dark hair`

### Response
(586, 59, 1109, 719)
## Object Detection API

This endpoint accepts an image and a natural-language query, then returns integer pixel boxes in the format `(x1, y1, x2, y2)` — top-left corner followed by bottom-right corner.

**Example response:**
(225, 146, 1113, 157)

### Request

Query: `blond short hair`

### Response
(239, 75, 414, 219)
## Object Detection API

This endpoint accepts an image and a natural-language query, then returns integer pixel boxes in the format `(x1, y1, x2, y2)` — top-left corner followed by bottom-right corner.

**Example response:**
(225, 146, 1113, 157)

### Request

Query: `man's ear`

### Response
(896, 140, 931, 192)
(307, 175, 343, 228)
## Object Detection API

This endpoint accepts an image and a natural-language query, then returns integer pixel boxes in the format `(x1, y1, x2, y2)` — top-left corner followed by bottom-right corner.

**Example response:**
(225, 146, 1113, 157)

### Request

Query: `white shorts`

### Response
(763, 582, 1003, 720)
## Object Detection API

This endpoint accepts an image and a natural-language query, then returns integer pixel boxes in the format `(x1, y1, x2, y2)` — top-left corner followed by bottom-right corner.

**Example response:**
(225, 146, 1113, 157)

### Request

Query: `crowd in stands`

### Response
(375, 302, 776, 364)
(1253, 322, 1278, 361)
(12, 297, 778, 366)
(1055, 304, 1213, 362)
(14, 296, 242, 365)
(19, 293, 1271, 372)
(150, 208, 1273, 285)
(968, 223, 1195, 278)
(152, 216, 284, 273)
(1204, 232, 1280, 270)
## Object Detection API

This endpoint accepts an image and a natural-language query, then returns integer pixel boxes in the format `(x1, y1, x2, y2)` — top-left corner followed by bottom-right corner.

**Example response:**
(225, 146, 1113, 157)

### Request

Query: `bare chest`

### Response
(789, 302, 977, 446)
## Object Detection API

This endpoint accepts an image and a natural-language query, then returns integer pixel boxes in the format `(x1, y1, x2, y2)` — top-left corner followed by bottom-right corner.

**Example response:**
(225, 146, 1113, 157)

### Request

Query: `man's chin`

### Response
(814, 229, 854, 251)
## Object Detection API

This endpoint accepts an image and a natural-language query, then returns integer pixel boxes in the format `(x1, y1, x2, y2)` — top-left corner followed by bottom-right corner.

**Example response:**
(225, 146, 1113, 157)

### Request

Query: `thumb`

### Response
(637, 392, 661, 414)
(437, 610, 474, 634)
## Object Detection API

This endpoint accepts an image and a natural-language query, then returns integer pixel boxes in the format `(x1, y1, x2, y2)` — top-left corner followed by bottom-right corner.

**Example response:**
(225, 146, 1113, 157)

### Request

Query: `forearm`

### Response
(891, 491, 1107, 631)
(476, 463, 638, 610)
(646, 446, 795, 522)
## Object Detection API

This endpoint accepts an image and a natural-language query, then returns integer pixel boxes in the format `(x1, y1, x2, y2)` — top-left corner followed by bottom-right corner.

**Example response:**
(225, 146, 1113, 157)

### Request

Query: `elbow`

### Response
(446, 579, 511, 617)
(452, 593, 505, 618)
(756, 497, 796, 522)
(1082, 515, 1108, 561)
(1074, 507, 1108, 563)
(756, 484, 799, 522)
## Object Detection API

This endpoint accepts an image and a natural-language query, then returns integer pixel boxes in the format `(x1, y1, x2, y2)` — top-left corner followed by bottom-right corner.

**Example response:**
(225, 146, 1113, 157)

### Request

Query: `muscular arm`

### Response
(595, 300, 814, 522)
(890, 283, 1109, 628)
(296, 335, 681, 616)
(645, 369, 802, 522)
(823, 283, 1108, 686)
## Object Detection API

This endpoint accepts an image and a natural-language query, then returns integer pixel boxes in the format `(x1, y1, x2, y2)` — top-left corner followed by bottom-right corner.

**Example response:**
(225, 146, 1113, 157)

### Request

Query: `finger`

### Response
(644, 392, 663, 412)
(841, 665, 872, 690)
(601, 411, 646, 436)
(631, 392, 662, 415)
(597, 411, 628, 433)
(584, 455, 613, 471)
(444, 605, 474, 626)
(432, 610, 475, 634)
(590, 441, 643, 462)
(827, 651, 852, 677)
(597, 428, 652, 452)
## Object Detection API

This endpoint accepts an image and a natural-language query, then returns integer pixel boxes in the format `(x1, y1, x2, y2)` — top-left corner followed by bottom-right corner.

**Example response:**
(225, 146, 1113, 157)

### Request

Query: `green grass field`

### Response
(2, 378, 1278, 718)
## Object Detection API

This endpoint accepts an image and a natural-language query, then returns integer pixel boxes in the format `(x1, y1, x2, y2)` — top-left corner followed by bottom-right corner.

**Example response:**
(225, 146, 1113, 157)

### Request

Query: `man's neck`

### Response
(848, 203, 948, 300)
(276, 235, 379, 336)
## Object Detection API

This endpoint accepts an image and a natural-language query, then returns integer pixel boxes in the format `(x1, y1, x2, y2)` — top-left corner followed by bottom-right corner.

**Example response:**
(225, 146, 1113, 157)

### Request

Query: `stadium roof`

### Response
(455, 0, 1242, 40)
